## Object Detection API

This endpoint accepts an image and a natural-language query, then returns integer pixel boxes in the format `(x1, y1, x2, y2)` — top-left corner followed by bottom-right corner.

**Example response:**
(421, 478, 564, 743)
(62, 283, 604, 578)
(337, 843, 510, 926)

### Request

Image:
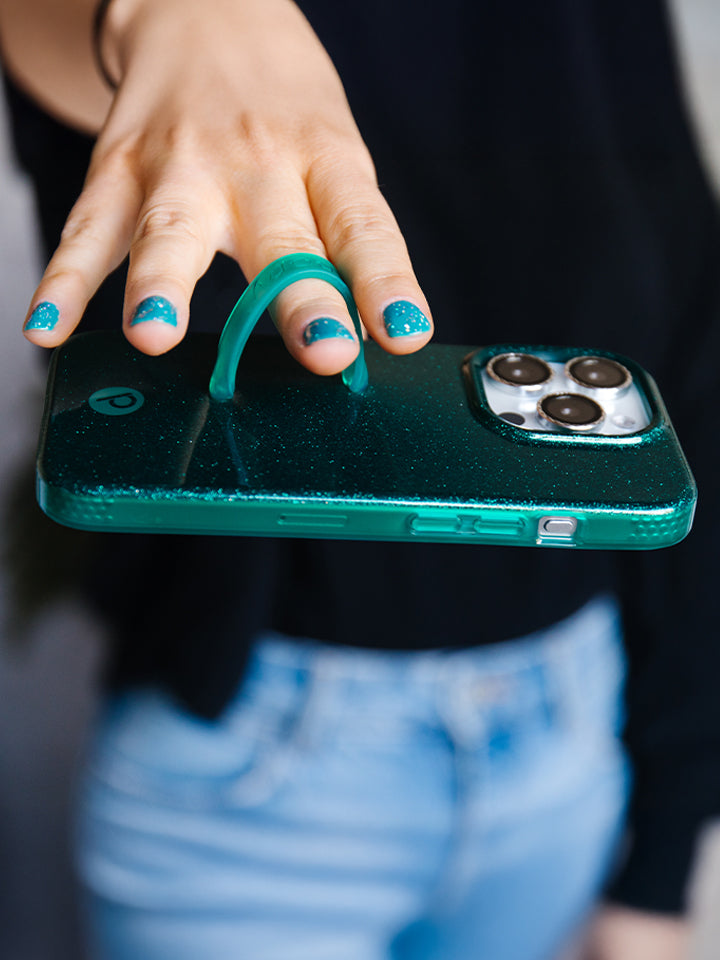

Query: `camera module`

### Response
(537, 393, 605, 431)
(487, 353, 553, 389)
(566, 356, 631, 391)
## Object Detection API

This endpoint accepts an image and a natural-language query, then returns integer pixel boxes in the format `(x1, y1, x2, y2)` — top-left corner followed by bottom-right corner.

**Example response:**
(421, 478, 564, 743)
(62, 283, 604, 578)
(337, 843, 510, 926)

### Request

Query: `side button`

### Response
(409, 516, 461, 535)
(538, 516, 577, 538)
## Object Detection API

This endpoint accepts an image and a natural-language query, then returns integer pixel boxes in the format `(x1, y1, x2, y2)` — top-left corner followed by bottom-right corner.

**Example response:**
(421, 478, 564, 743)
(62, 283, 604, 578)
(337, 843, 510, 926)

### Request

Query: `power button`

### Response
(538, 516, 577, 538)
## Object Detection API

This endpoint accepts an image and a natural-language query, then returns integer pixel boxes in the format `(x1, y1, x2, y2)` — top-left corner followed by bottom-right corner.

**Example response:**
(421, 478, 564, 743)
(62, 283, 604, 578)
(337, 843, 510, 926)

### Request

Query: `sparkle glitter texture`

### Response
(130, 296, 178, 327)
(383, 301, 431, 338)
(303, 318, 355, 345)
(35, 333, 696, 548)
(24, 301, 59, 331)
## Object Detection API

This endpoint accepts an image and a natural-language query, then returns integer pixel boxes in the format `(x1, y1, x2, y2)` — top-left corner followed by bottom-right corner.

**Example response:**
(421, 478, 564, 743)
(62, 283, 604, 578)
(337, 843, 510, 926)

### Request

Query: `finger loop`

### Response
(210, 254, 369, 401)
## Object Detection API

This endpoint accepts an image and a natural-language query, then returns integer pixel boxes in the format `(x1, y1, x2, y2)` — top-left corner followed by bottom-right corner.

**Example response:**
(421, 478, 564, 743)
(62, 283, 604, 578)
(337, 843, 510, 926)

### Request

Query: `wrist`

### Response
(99, 0, 306, 91)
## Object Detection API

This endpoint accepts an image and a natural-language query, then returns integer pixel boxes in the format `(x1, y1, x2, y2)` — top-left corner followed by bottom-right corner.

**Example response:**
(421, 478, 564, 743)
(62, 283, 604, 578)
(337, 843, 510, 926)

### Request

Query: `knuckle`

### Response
(59, 210, 102, 247)
(255, 227, 326, 263)
(42, 264, 87, 296)
(93, 128, 206, 186)
(234, 114, 281, 166)
(157, 121, 203, 157)
(327, 207, 397, 253)
(364, 268, 412, 289)
(308, 136, 378, 186)
(114, 122, 203, 165)
(134, 203, 205, 248)
(89, 137, 139, 178)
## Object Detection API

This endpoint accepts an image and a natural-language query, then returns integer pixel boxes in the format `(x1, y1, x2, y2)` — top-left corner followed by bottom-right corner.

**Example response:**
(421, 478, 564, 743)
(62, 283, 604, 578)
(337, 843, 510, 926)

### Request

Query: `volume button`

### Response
(408, 515, 461, 535)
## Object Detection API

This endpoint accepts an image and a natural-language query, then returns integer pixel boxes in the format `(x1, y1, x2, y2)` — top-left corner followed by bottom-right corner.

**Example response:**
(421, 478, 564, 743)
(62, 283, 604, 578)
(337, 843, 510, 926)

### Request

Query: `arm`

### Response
(581, 905, 689, 960)
(0, 0, 111, 130)
(0, 0, 433, 364)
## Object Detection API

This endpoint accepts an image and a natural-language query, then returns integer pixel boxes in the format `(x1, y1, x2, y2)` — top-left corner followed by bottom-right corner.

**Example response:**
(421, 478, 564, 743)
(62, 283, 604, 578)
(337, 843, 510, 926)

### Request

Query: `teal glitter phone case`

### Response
(36, 255, 696, 549)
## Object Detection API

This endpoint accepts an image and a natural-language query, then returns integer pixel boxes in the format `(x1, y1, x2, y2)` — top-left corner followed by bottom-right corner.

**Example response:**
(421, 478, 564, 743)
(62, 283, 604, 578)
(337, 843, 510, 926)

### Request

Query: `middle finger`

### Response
(230, 165, 361, 376)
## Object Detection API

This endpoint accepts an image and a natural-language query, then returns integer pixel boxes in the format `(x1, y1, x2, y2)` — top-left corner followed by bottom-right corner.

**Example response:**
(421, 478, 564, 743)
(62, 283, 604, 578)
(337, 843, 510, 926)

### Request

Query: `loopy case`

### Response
(36, 255, 696, 549)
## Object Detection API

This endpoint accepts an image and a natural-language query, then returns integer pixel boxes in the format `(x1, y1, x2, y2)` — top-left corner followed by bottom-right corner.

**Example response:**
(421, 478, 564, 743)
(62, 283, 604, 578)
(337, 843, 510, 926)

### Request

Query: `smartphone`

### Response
(35, 330, 696, 549)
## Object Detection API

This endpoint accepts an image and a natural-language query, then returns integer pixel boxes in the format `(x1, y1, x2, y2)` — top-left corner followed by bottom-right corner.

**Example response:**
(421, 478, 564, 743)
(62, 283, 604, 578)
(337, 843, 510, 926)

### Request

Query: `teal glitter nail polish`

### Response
(303, 317, 355, 345)
(383, 301, 431, 338)
(24, 301, 59, 331)
(130, 296, 177, 327)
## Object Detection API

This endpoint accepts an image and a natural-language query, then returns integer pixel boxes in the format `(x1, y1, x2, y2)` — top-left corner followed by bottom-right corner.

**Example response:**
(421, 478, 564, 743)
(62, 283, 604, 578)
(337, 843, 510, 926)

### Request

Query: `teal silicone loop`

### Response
(209, 253, 368, 401)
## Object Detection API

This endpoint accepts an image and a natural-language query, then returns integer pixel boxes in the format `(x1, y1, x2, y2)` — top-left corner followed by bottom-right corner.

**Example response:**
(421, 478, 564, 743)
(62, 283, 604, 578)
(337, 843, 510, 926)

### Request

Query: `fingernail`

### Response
(303, 317, 355, 346)
(383, 300, 431, 338)
(24, 301, 59, 332)
(130, 296, 177, 327)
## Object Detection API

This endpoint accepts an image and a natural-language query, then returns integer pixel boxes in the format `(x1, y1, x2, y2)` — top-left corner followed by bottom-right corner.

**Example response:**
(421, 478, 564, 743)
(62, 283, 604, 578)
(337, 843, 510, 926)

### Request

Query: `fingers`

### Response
(25, 139, 432, 374)
(308, 155, 433, 355)
(231, 156, 432, 376)
(24, 154, 228, 358)
(23, 156, 141, 347)
(122, 170, 224, 355)
(231, 166, 361, 377)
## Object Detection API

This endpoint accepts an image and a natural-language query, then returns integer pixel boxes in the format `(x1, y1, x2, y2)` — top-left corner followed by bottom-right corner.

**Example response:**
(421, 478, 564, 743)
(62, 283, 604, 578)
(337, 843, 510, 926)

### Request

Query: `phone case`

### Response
(35, 256, 696, 550)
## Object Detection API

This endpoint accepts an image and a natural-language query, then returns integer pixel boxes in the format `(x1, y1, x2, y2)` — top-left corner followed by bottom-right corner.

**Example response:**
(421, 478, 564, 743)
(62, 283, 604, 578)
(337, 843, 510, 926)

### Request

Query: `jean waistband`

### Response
(247, 593, 621, 691)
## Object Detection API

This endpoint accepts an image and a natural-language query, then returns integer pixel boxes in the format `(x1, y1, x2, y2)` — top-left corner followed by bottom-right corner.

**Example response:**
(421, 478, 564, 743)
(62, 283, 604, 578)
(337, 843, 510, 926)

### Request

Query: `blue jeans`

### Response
(76, 595, 629, 960)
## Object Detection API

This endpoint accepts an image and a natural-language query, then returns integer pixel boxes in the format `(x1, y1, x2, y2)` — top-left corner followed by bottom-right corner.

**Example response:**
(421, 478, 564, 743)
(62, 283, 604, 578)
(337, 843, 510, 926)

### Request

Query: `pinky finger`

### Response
(22, 167, 141, 347)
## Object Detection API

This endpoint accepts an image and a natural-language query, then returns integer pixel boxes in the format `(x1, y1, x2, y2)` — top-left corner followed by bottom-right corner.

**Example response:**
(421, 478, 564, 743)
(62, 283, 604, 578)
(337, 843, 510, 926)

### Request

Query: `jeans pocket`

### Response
(86, 679, 310, 811)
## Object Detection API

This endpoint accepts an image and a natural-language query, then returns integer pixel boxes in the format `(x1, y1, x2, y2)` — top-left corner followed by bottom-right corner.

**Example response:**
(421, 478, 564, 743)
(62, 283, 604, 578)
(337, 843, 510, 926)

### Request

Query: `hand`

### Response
(21, 0, 433, 371)
(580, 905, 690, 960)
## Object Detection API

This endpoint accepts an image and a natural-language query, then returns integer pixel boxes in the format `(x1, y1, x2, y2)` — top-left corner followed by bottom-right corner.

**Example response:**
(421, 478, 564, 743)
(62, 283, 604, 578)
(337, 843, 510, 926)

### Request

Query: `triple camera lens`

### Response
(486, 352, 633, 432)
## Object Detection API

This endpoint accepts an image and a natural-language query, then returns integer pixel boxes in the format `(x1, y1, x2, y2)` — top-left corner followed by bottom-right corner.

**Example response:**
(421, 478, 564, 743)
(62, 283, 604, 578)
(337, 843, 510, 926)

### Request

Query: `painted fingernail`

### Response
(24, 301, 59, 332)
(130, 296, 177, 327)
(383, 301, 431, 338)
(303, 317, 355, 346)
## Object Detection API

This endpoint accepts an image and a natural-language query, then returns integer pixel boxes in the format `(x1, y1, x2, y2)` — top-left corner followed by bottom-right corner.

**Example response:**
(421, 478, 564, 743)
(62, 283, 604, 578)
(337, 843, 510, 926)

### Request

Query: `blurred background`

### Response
(0, 1, 719, 957)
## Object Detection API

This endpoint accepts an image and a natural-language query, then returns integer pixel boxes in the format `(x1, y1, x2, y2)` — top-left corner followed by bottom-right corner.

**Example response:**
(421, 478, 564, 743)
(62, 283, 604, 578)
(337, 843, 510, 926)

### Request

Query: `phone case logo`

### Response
(88, 387, 145, 416)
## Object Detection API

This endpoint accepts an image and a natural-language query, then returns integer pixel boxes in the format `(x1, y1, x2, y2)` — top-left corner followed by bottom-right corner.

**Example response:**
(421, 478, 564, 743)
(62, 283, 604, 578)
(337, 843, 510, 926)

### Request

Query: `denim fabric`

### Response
(77, 595, 629, 960)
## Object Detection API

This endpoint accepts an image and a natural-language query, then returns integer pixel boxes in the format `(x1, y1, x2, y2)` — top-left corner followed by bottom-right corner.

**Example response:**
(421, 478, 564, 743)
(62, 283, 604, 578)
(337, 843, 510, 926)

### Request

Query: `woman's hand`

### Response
(19, 0, 433, 370)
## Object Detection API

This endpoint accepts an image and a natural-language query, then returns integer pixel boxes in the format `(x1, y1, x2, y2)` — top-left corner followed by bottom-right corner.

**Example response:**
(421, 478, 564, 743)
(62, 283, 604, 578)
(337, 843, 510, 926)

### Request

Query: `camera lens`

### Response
(566, 356, 631, 390)
(538, 393, 604, 431)
(487, 353, 552, 388)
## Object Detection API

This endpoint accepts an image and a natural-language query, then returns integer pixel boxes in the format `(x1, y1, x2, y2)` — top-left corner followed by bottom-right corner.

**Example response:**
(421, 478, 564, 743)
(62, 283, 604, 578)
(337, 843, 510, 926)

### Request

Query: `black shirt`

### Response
(5, 0, 720, 914)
